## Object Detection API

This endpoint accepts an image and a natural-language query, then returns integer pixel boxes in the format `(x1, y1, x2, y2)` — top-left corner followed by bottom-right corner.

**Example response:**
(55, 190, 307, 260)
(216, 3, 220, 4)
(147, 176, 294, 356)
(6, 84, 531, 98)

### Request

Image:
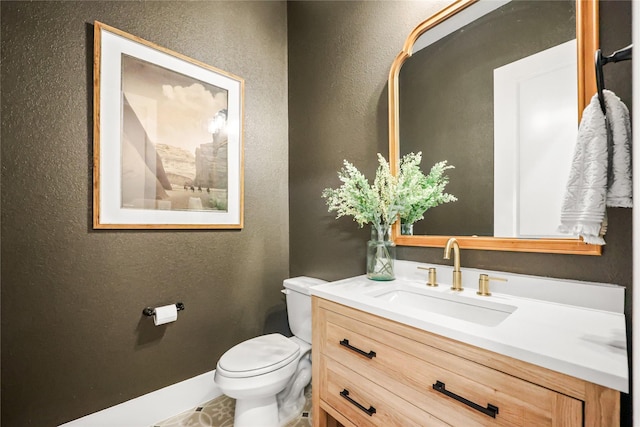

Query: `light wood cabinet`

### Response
(312, 297, 620, 427)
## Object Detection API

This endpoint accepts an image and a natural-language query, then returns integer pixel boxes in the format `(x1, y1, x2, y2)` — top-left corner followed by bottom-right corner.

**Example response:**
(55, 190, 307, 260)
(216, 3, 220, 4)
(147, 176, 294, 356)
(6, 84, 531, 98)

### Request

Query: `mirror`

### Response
(389, 0, 601, 255)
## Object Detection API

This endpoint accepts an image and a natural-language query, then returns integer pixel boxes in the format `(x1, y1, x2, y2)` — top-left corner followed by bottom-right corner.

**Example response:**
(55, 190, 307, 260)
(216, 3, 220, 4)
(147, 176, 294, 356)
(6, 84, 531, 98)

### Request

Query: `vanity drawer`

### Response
(320, 355, 450, 427)
(321, 308, 583, 426)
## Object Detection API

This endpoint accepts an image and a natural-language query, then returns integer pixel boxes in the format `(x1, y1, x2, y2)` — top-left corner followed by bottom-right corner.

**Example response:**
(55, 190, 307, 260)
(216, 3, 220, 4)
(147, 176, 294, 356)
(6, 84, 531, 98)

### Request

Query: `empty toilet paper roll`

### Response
(154, 304, 178, 326)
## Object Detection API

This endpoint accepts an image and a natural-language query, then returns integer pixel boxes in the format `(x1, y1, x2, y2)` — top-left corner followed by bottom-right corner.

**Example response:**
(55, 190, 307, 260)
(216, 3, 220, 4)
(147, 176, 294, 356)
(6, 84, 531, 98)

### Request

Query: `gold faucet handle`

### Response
(477, 274, 507, 296)
(417, 266, 438, 287)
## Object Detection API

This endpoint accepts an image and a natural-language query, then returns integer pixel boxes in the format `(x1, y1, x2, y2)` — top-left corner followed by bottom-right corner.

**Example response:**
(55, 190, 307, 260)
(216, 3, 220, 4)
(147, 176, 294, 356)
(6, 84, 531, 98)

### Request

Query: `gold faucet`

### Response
(443, 237, 462, 291)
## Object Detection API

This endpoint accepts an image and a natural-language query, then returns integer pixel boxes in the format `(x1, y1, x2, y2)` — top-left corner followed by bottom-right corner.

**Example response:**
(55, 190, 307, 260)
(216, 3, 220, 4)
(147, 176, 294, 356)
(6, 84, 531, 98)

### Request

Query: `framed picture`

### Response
(93, 21, 244, 229)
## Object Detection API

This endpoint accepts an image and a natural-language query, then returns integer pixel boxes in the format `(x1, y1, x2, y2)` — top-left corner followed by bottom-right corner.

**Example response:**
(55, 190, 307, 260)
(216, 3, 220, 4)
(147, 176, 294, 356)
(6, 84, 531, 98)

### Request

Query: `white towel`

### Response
(605, 90, 633, 207)
(558, 90, 632, 245)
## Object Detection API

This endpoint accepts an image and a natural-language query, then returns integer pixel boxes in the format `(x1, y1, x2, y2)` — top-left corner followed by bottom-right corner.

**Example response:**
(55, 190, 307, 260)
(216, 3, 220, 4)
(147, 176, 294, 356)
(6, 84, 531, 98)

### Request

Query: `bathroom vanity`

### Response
(310, 261, 627, 426)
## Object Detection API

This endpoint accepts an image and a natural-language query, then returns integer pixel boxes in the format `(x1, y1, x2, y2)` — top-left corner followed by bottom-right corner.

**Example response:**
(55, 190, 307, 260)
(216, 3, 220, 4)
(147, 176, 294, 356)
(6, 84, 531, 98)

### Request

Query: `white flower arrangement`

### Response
(322, 152, 456, 237)
(397, 153, 457, 225)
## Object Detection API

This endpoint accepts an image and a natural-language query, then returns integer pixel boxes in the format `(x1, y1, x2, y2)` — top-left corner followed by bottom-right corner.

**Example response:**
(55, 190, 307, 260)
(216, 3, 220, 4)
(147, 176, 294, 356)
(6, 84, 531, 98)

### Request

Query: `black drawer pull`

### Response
(433, 381, 499, 418)
(340, 389, 377, 416)
(339, 339, 376, 359)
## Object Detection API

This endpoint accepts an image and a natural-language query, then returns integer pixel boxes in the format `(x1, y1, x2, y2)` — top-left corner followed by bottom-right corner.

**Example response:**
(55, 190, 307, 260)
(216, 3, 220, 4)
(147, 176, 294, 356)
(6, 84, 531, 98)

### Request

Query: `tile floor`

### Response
(153, 385, 312, 427)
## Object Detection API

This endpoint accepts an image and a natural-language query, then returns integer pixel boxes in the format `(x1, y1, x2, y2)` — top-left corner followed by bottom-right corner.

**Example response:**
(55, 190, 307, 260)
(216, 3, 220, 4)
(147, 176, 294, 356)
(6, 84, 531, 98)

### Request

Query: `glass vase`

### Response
(401, 222, 414, 235)
(366, 226, 396, 281)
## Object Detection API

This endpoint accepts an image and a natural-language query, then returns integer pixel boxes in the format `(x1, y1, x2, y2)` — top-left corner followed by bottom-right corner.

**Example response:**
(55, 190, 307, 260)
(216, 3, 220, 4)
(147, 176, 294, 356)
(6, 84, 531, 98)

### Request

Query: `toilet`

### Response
(214, 276, 326, 427)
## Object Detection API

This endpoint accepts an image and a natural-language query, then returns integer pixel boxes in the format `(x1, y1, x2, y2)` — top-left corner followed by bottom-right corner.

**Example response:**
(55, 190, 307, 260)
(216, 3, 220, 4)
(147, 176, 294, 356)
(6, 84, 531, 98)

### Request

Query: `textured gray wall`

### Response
(1, 1, 288, 425)
(288, 1, 448, 281)
(288, 0, 632, 424)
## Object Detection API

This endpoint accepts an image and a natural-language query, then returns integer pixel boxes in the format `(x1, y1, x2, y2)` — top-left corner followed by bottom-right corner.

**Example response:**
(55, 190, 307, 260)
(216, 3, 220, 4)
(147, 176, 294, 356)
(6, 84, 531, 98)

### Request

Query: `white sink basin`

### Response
(371, 285, 517, 327)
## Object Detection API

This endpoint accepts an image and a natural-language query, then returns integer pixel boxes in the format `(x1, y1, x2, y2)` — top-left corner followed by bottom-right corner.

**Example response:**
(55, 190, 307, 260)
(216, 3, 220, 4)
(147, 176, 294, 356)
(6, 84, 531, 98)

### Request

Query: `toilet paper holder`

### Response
(143, 302, 185, 317)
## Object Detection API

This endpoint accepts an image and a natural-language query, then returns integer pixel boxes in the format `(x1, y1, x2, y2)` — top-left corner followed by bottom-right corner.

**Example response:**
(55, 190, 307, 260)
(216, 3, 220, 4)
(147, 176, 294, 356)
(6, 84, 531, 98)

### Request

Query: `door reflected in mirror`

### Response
(493, 39, 578, 238)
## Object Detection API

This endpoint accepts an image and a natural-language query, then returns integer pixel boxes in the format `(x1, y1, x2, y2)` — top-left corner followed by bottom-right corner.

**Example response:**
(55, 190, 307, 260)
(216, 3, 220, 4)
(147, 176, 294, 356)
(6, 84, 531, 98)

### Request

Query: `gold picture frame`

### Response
(93, 22, 244, 229)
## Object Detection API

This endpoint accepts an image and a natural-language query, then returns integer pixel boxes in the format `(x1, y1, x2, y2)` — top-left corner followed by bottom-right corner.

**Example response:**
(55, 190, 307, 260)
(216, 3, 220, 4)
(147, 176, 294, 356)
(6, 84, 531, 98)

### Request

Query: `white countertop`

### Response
(309, 260, 628, 393)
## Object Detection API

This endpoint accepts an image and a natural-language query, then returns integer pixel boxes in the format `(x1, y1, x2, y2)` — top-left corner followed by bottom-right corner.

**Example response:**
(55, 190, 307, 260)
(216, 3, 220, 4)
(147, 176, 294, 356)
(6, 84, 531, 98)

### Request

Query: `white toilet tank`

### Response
(283, 276, 326, 344)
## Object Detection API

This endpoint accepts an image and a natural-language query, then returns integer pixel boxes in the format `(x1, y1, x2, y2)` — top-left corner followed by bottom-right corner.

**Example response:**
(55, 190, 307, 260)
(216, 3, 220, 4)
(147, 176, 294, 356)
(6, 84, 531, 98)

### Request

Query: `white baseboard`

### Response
(59, 370, 222, 427)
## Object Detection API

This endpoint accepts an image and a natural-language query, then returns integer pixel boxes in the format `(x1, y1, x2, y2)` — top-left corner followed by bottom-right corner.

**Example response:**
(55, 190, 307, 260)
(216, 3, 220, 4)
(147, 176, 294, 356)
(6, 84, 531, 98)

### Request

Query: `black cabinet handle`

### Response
(339, 339, 376, 359)
(433, 381, 499, 418)
(340, 389, 377, 416)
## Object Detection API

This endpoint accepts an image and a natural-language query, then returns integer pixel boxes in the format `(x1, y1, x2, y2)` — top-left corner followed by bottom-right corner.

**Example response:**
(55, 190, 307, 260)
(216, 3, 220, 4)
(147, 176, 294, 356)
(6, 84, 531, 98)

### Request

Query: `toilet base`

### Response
(234, 396, 279, 427)
(277, 355, 312, 425)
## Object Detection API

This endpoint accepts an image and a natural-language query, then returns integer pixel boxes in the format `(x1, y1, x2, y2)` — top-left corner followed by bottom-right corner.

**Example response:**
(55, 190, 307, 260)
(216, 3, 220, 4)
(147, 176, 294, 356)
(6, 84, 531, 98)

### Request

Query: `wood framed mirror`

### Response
(389, 0, 601, 255)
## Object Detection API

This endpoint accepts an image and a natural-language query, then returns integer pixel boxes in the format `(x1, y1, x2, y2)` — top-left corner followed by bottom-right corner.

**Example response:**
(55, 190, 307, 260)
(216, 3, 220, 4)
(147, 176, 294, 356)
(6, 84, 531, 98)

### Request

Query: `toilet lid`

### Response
(217, 333, 300, 378)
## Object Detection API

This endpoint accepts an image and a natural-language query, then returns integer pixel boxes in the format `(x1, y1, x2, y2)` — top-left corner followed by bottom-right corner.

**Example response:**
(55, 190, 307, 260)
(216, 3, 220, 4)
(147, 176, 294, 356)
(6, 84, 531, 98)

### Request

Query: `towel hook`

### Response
(595, 44, 633, 115)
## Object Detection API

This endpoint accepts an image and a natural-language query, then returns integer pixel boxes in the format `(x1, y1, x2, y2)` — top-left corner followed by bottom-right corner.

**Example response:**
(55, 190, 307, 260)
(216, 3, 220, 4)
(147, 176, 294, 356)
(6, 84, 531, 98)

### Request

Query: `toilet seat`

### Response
(217, 333, 300, 378)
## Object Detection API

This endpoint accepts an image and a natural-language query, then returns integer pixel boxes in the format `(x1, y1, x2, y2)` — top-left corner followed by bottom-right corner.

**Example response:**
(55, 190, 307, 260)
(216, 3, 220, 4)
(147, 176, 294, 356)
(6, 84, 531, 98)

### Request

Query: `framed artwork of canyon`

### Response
(93, 21, 244, 229)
